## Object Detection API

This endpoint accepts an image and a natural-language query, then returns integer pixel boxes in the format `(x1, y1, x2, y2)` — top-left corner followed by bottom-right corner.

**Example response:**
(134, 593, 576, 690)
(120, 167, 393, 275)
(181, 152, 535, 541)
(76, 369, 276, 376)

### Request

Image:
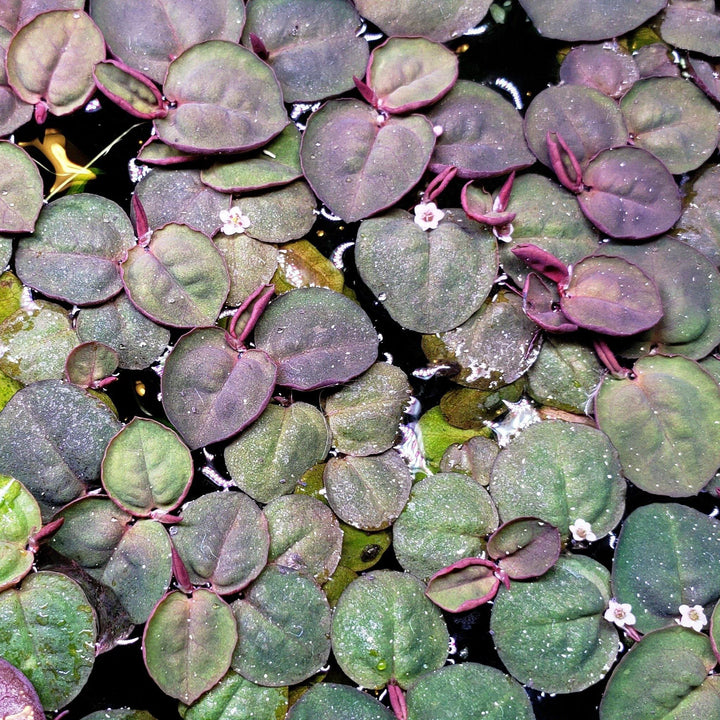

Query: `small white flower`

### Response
(220, 206, 251, 235)
(604, 599, 636, 628)
(676, 604, 707, 632)
(414, 202, 445, 231)
(569, 518, 597, 542)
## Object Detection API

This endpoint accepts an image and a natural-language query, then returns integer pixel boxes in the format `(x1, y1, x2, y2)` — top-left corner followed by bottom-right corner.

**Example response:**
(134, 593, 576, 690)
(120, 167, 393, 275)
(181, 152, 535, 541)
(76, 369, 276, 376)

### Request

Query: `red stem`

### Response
(388, 680, 408, 720)
(28, 517, 65, 553)
(227, 283, 275, 347)
(353, 76, 378, 107)
(424, 166, 457, 203)
(132, 193, 150, 244)
(171, 542, 193, 595)
(546, 131, 583, 193)
(593, 339, 629, 378)
(493, 170, 516, 213)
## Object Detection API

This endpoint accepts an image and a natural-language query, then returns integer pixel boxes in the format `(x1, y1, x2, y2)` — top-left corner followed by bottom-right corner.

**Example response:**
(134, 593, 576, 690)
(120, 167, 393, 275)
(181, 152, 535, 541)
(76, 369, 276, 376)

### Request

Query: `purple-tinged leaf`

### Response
(461, 180, 516, 227)
(0, 658, 44, 720)
(143, 589, 237, 704)
(0, 28, 33, 135)
(367, 37, 458, 114)
(560, 255, 663, 336)
(688, 57, 720, 104)
(155, 41, 288, 154)
(427, 80, 534, 179)
(254, 287, 378, 390)
(172, 491, 269, 595)
(241, 0, 368, 103)
(94, 60, 167, 119)
(559, 42, 639, 99)
(161, 327, 277, 450)
(136, 137, 198, 166)
(353, 0, 493, 43)
(300, 99, 435, 223)
(64, 341, 118, 388)
(90, 0, 246, 85)
(487, 517, 561, 580)
(16, 193, 136, 306)
(634, 42, 680, 80)
(546, 131, 584, 193)
(132, 169, 231, 238)
(659, 1, 720, 56)
(578, 146, 681, 239)
(0, 0, 84, 33)
(621, 77, 720, 174)
(522, 272, 579, 333)
(518, 0, 667, 41)
(6, 10, 105, 115)
(524, 85, 628, 170)
(425, 557, 505, 613)
(0, 141, 43, 234)
(122, 223, 230, 328)
(511, 243, 569, 285)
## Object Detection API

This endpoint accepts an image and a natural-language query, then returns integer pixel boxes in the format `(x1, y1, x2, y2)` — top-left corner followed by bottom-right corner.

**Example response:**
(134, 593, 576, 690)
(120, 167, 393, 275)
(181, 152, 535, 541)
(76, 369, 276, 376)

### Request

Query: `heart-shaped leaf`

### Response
(367, 37, 458, 114)
(253, 287, 378, 390)
(161, 328, 277, 450)
(621, 77, 720, 174)
(393, 472, 499, 581)
(102, 418, 193, 517)
(578, 146, 682, 240)
(122, 223, 230, 328)
(331, 570, 448, 689)
(405, 663, 536, 720)
(595, 355, 720, 496)
(143, 589, 237, 704)
(225, 402, 330, 503)
(427, 80, 534, 178)
(231, 564, 332, 686)
(90, 0, 246, 85)
(612, 503, 720, 634)
(155, 41, 288, 153)
(0, 380, 121, 517)
(489, 420, 626, 539)
(172, 491, 269, 595)
(7, 9, 105, 115)
(560, 255, 663, 336)
(300, 99, 435, 222)
(65, 341, 119, 388)
(491, 555, 618, 693)
(241, 0, 368, 103)
(600, 626, 720, 720)
(355, 209, 498, 333)
(323, 449, 412, 531)
(264, 494, 343, 583)
(0, 141, 43, 234)
(324, 362, 411, 456)
(16, 193, 136, 305)
(0, 571, 97, 710)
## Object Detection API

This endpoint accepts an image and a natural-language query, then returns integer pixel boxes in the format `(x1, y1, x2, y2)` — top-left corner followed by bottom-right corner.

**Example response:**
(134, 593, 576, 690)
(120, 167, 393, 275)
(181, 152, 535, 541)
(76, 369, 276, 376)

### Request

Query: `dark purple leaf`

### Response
(254, 287, 379, 390)
(578, 146, 682, 239)
(427, 80, 534, 179)
(94, 59, 167, 119)
(300, 99, 435, 223)
(487, 517, 561, 580)
(659, 1, 720, 56)
(511, 243, 569, 285)
(161, 327, 277, 450)
(155, 41, 288, 154)
(634, 42, 680, 79)
(559, 42, 639, 99)
(522, 272, 579, 333)
(560, 255, 663, 336)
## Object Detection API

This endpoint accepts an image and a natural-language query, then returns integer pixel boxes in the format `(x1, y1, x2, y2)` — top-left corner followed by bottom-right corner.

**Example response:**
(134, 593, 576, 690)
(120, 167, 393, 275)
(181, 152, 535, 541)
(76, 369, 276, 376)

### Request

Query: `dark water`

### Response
(21, 5, 717, 720)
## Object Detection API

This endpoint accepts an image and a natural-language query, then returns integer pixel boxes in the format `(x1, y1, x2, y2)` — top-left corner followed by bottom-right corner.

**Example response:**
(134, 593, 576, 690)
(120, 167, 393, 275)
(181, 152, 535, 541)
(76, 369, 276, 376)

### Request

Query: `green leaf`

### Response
(102, 418, 193, 517)
(406, 663, 535, 720)
(600, 626, 720, 720)
(331, 570, 448, 689)
(0, 141, 43, 233)
(0, 475, 41, 591)
(144, 589, 237, 704)
(231, 564, 332, 686)
(0, 571, 97, 711)
(286, 683, 394, 720)
(612, 503, 720, 634)
(595, 355, 720, 496)
(393, 472, 498, 580)
(489, 420, 626, 539)
(491, 555, 619, 694)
